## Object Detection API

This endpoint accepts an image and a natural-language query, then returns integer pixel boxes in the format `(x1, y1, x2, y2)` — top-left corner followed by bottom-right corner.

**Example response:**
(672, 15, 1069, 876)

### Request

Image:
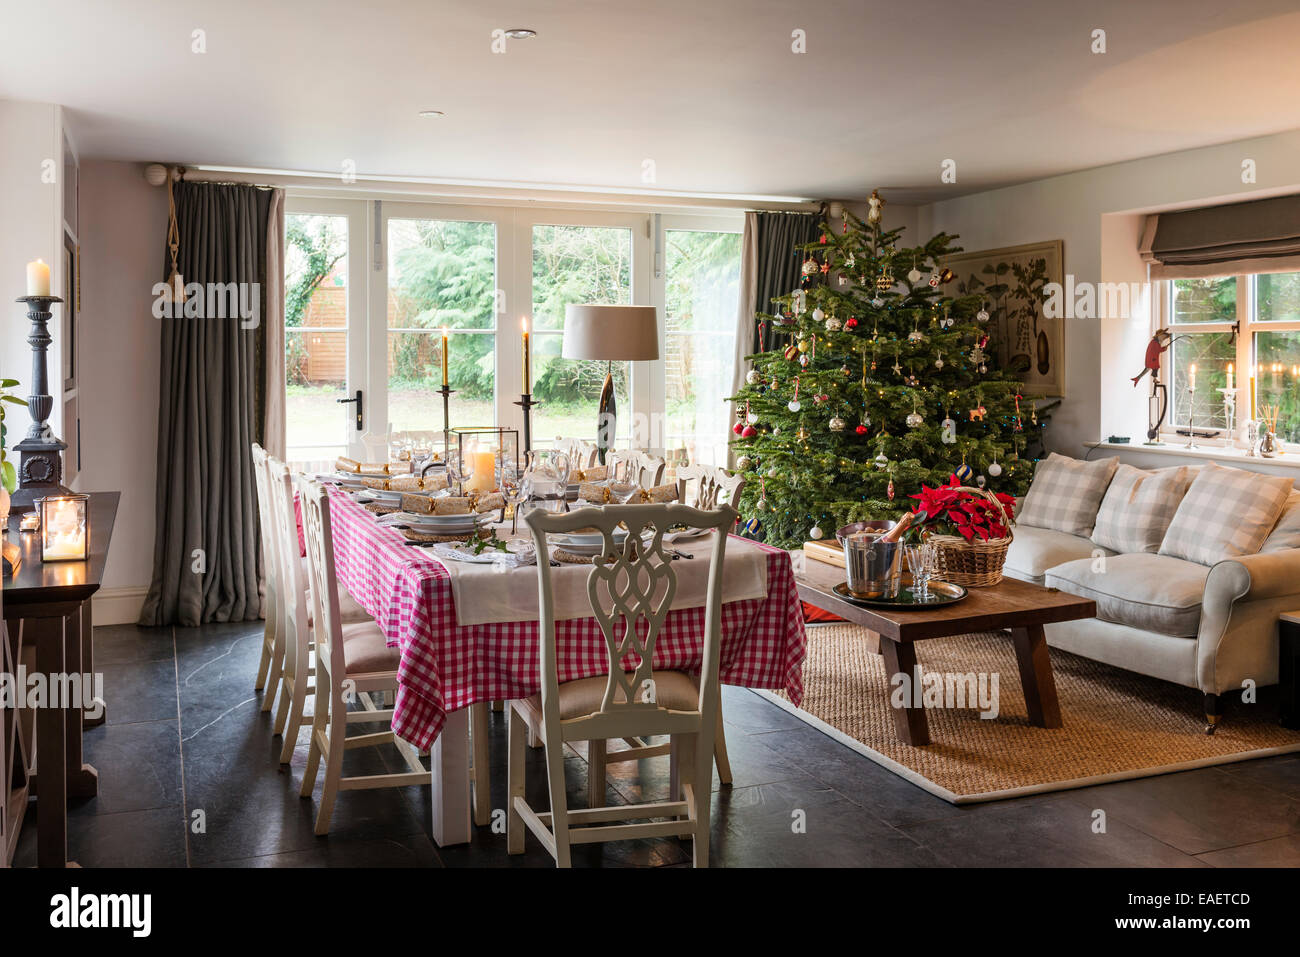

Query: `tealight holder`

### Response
(37, 492, 89, 562)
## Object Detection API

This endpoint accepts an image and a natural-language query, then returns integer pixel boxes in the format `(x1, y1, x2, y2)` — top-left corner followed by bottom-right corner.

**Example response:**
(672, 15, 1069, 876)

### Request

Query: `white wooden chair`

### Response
(677, 463, 747, 511)
(613, 450, 666, 488)
(557, 437, 599, 470)
(511, 501, 736, 867)
(251, 443, 285, 711)
(296, 477, 492, 833)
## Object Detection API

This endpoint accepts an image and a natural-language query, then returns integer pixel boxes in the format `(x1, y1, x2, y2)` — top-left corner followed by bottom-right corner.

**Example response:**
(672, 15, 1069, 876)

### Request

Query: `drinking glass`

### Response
(501, 465, 524, 534)
(906, 543, 937, 601)
(450, 440, 476, 496)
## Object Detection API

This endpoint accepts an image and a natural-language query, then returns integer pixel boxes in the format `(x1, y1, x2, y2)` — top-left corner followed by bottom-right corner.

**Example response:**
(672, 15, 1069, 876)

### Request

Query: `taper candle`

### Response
(26, 259, 50, 296)
(441, 327, 449, 385)
(1226, 362, 1234, 392)
(1188, 363, 1197, 393)
(521, 316, 531, 394)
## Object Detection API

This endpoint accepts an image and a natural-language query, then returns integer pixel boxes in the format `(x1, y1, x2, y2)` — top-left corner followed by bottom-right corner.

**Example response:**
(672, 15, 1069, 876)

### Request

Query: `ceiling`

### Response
(2, 0, 1299, 205)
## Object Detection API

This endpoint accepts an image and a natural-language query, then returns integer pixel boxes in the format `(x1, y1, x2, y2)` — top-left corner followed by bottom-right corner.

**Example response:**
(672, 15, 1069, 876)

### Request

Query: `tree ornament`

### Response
(810, 525, 824, 540)
(767, 466, 778, 478)
(976, 304, 990, 323)
(745, 368, 760, 385)
(940, 416, 958, 444)
(906, 411, 924, 428)
(783, 343, 798, 361)
(787, 377, 801, 412)
(796, 425, 810, 442)
(908, 325, 925, 343)
(840, 364, 852, 377)
(976, 474, 987, 489)
(811, 306, 825, 322)
(743, 516, 761, 535)
(969, 404, 987, 422)
(887, 477, 895, 500)
(737, 455, 752, 471)
(954, 461, 973, 483)
(937, 267, 955, 283)
(732, 418, 745, 435)
(935, 353, 945, 370)
(747, 410, 759, 425)
(988, 460, 1003, 477)
(904, 374, 920, 387)
(928, 271, 940, 287)
(824, 316, 841, 332)
(801, 257, 818, 277)
(874, 452, 889, 470)
(875, 269, 894, 292)
(797, 339, 810, 354)
(866, 188, 885, 225)
(740, 424, 757, 438)
(907, 256, 923, 284)
(829, 415, 845, 432)
(844, 317, 859, 331)
(792, 289, 807, 315)
(871, 296, 885, 308)
(855, 423, 869, 435)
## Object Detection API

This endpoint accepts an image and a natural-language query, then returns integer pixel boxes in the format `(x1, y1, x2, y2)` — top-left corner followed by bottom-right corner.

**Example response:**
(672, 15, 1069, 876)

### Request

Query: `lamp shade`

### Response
(561, 304, 659, 361)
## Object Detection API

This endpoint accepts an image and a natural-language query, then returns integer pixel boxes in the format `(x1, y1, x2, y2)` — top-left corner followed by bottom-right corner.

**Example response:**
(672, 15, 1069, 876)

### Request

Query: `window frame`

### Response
(1156, 272, 1300, 449)
(283, 194, 743, 462)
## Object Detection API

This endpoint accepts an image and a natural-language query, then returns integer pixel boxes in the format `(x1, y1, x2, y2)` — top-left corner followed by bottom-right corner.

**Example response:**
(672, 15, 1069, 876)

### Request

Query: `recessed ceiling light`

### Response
(504, 28, 537, 39)
(418, 110, 445, 118)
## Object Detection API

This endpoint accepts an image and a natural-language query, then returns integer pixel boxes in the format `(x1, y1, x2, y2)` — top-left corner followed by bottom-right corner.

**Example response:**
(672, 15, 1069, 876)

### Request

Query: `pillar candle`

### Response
(441, 327, 449, 386)
(465, 449, 498, 493)
(26, 259, 50, 296)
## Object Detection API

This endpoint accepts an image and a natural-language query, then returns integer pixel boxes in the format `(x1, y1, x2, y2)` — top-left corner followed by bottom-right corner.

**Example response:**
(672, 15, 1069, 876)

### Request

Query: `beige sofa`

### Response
(1003, 465, 1300, 730)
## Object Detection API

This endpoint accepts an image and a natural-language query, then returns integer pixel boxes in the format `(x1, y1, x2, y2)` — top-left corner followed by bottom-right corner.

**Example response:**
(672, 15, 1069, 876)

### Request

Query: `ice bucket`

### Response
(836, 520, 903, 600)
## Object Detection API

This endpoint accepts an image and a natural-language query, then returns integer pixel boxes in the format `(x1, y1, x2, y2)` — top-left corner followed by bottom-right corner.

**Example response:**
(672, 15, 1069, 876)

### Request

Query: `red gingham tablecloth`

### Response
(321, 484, 806, 750)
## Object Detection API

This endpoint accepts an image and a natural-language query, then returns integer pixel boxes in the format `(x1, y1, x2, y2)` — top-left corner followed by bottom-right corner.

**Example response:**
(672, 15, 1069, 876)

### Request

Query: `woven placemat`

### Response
(401, 528, 475, 544)
(552, 549, 598, 564)
(364, 502, 400, 515)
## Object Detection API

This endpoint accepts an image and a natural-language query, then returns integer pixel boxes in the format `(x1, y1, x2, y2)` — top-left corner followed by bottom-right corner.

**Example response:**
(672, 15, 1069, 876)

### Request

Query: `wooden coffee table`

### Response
(795, 558, 1097, 746)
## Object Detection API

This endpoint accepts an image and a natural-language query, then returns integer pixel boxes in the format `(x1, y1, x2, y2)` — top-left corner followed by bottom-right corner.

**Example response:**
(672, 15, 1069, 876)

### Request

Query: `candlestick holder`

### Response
(11, 296, 70, 511)
(437, 384, 455, 462)
(513, 392, 538, 454)
(1219, 389, 1236, 451)
(1184, 383, 1198, 449)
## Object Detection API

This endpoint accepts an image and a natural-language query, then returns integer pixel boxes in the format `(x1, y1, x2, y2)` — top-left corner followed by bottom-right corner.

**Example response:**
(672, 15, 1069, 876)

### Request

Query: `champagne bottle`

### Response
(879, 511, 914, 544)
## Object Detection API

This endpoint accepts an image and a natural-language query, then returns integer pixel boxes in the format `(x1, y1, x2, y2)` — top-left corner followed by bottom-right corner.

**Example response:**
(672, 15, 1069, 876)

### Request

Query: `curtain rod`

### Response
(181, 165, 822, 214)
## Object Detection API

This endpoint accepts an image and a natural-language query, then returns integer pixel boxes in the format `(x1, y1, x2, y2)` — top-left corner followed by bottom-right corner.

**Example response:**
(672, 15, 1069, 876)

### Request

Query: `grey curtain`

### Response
(139, 180, 278, 627)
(729, 210, 822, 464)
(1140, 193, 1300, 279)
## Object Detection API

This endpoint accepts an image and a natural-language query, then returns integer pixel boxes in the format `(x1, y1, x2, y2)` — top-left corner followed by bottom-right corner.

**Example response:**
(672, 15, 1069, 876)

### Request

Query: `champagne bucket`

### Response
(837, 521, 902, 599)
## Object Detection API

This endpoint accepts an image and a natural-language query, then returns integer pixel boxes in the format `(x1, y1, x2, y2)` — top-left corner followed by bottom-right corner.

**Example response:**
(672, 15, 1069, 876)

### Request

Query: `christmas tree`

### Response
(728, 194, 1035, 548)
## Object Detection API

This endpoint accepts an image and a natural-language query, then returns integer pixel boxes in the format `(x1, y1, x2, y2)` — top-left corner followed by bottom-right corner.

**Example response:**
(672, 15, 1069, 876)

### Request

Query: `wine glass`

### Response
(450, 439, 476, 496)
(501, 464, 524, 534)
(906, 543, 937, 601)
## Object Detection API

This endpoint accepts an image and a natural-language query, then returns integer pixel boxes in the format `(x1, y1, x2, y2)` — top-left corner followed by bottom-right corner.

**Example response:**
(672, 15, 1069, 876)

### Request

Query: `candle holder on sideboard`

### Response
(12, 296, 70, 512)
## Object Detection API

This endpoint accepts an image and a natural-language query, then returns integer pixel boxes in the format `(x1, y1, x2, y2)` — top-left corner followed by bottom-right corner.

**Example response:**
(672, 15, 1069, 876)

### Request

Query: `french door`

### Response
(283, 197, 739, 469)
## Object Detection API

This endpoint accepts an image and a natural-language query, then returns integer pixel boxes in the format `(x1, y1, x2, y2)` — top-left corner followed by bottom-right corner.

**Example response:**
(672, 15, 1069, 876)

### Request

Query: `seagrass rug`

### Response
(763, 624, 1300, 804)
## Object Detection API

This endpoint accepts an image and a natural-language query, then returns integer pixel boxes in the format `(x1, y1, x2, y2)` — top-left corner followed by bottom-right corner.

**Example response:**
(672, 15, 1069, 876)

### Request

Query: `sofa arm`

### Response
(1197, 550, 1300, 694)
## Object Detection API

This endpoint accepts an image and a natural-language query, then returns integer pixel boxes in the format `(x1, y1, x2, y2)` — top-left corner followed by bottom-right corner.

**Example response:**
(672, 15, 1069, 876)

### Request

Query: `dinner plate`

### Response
(549, 532, 651, 556)
(554, 528, 629, 546)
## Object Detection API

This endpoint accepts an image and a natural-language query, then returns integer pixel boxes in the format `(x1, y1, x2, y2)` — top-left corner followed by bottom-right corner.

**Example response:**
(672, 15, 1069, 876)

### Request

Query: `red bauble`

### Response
(740, 425, 757, 438)
(844, 318, 859, 331)
(854, 424, 869, 435)
(732, 421, 745, 435)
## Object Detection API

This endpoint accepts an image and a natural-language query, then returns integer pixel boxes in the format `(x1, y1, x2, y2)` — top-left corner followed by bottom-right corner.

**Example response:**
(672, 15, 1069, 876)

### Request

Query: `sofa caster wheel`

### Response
(1204, 723, 1217, 736)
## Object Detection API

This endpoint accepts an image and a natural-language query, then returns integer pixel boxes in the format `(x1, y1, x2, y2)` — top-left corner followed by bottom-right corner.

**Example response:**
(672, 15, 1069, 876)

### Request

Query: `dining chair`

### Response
(614, 450, 666, 488)
(251, 444, 284, 711)
(676, 462, 747, 511)
(511, 502, 736, 867)
(296, 477, 493, 833)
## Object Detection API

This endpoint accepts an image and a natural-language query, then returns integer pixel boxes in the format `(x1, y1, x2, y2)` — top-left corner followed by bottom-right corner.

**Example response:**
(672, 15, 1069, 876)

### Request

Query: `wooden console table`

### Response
(2, 491, 119, 867)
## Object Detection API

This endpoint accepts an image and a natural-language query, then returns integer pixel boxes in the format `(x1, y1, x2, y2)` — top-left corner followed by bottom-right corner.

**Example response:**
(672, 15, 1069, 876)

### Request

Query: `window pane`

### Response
(530, 224, 634, 446)
(1254, 331, 1300, 442)
(664, 229, 742, 465)
(531, 224, 631, 331)
(1169, 333, 1233, 430)
(286, 329, 348, 462)
(388, 218, 497, 331)
(1170, 277, 1236, 325)
(386, 331, 495, 437)
(285, 214, 349, 464)
(1256, 272, 1300, 323)
(530, 333, 629, 447)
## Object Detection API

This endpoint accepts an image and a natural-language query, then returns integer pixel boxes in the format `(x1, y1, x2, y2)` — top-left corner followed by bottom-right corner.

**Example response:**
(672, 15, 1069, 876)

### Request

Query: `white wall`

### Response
(75, 159, 165, 610)
(915, 128, 1300, 457)
(0, 100, 63, 442)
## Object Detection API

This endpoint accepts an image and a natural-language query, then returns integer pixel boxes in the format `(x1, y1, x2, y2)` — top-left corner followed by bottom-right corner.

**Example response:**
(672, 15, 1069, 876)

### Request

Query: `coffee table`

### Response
(795, 557, 1097, 746)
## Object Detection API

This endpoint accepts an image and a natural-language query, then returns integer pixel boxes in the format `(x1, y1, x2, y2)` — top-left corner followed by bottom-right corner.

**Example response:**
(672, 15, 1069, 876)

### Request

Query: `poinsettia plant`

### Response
(906, 475, 1015, 543)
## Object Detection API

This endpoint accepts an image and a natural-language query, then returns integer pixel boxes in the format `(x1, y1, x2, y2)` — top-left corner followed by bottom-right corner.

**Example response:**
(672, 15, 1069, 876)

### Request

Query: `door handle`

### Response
(337, 389, 363, 431)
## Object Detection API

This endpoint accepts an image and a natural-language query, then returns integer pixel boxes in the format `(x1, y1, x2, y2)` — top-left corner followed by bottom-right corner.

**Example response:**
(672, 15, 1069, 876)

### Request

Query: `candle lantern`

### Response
(38, 493, 89, 562)
(452, 427, 521, 493)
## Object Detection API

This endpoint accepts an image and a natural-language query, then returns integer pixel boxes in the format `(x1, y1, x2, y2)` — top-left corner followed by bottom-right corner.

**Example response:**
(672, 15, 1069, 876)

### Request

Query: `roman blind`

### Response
(1139, 193, 1300, 279)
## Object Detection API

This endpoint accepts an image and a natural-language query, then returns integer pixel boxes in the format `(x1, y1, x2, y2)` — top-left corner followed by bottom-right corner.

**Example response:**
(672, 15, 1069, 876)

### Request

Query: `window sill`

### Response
(1085, 440, 1300, 470)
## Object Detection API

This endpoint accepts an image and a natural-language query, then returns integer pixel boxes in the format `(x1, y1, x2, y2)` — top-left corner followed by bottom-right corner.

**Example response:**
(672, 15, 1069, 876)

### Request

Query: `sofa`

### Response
(1002, 454, 1300, 731)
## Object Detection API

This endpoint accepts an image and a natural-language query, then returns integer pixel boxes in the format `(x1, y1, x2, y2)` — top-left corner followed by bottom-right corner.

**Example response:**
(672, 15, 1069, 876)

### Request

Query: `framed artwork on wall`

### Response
(62, 230, 78, 392)
(944, 239, 1064, 397)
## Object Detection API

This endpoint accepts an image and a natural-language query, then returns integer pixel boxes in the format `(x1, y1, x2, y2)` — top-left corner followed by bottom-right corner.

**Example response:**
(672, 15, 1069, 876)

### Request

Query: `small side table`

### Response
(1281, 613, 1300, 730)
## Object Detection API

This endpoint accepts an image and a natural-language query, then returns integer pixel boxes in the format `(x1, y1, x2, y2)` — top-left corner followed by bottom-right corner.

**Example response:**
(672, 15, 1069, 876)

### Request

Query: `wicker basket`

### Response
(927, 486, 1014, 587)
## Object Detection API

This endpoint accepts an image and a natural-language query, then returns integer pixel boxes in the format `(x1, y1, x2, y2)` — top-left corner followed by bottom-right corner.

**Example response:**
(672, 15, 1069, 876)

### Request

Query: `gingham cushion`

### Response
(1018, 453, 1119, 537)
(1158, 463, 1294, 565)
(1261, 490, 1300, 552)
(1090, 465, 1191, 554)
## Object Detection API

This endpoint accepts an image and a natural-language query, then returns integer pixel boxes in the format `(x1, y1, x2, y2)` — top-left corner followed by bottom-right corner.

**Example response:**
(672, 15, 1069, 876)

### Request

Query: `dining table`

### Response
(320, 483, 806, 846)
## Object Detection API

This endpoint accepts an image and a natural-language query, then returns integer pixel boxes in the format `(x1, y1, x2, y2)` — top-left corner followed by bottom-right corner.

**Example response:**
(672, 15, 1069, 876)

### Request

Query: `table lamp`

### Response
(562, 304, 659, 462)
